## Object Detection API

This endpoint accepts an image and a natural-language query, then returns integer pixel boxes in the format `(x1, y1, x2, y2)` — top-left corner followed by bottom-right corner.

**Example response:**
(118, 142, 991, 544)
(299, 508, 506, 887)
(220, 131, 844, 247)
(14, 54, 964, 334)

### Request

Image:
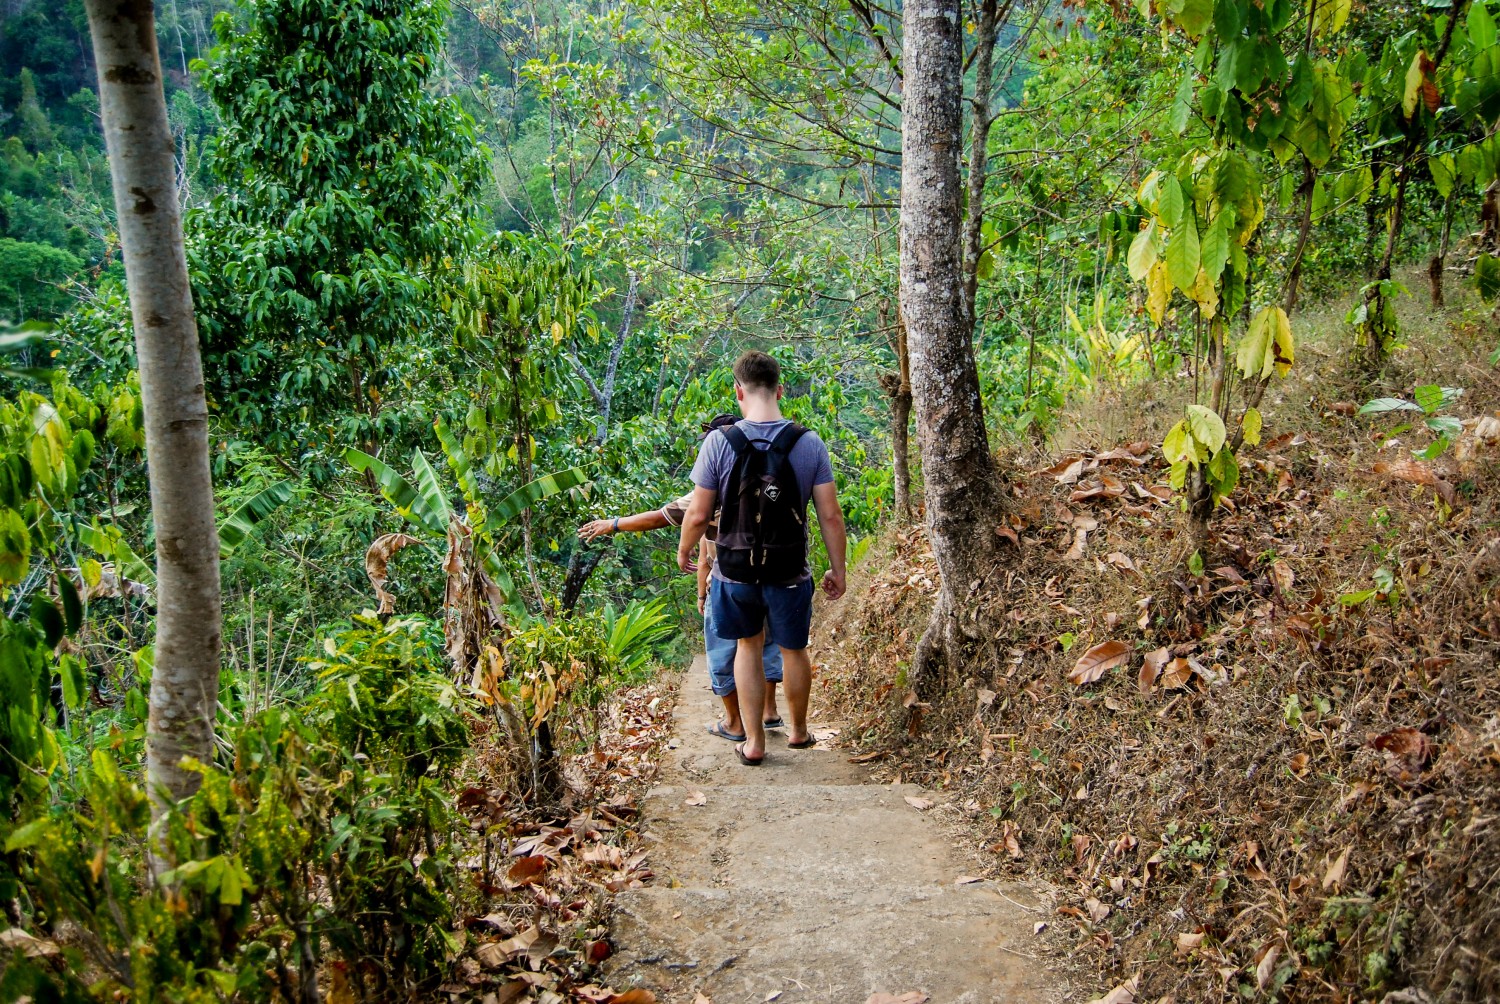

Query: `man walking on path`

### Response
(677, 351, 846, 765)
(576, 415, 786, 741)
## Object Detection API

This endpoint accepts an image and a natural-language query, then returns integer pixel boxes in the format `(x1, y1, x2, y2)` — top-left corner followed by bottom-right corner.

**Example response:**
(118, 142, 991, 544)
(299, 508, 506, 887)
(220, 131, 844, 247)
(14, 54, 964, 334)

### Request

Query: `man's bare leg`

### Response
(781, 647, 813, 745)
(764, 682, 781, 724)
(718, 693, 745, 736)
(733, 629, 768, 760)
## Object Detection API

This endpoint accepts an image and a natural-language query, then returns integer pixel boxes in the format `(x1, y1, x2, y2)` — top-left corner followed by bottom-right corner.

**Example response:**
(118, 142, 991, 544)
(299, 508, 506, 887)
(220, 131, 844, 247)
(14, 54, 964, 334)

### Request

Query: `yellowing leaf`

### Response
(550, 320, 565, 344)
(1311, 0, 1350, 35)
(1165, 213, 1201, 293)
(1403, 50, 1427, 118)
(1068, 640, 1131, 686)
(1146, 261, 1171, 326)
(1241, 407, 1263, 446)
(1127, 219, 1159, 281)
(1186, 404, 1226, 454)
(1162, 420, 1194, 465)
(1237, 306, 1293, 381)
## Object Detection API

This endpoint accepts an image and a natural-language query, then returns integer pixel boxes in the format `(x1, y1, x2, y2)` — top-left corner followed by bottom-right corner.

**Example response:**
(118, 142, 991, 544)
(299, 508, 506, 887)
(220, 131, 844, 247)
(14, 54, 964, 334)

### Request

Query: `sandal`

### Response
(735, 743, 764, 766)
(763, 717, 785, 730)
(787, 734, 817, 749)
(706, 721, 747, 743)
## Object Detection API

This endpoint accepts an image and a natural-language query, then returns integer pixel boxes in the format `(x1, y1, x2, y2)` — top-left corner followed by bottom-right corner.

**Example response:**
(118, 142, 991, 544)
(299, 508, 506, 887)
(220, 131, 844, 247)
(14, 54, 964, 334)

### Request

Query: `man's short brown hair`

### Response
(733, 350, 780, 393)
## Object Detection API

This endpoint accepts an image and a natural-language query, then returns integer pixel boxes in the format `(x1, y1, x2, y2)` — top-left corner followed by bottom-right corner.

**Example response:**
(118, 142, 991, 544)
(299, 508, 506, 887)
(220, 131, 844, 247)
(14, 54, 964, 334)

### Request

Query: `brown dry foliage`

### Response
(814, 323, 1500, 1002)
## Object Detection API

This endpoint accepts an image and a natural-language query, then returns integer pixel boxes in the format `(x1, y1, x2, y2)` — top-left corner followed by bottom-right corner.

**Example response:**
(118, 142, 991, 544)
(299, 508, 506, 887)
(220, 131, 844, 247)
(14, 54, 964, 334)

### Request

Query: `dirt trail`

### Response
(605, 657, 1067, 1004)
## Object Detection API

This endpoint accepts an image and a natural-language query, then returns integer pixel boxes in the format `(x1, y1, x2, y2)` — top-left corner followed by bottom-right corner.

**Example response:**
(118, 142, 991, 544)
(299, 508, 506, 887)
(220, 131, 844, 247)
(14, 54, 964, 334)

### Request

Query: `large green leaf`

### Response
(346, 449, 444, 535)
(0, 507, 30, 585)
(488, 466, 592, 532)
(1165, 214, 1201, 293)
(1127, 219, 1159, 281)
(434, 417, 480, 505)
(409, 449, 453, 532)
(1476, 254, 1500, 303)
(218, 480, 295, 558)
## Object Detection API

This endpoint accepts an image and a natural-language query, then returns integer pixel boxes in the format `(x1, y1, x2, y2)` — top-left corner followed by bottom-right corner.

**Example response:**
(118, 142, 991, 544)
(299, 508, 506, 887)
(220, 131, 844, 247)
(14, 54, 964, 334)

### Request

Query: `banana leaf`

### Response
(219, 479, 296, 558)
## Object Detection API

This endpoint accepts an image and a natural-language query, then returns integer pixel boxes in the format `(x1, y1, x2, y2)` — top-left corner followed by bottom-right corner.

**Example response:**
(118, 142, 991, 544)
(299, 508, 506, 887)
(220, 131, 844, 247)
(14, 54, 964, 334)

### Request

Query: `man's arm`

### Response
(696, 538, 715, 613)
(578, 508, 671, 543)
(811, 481, 847, 599)
(677, 485, 717, 573)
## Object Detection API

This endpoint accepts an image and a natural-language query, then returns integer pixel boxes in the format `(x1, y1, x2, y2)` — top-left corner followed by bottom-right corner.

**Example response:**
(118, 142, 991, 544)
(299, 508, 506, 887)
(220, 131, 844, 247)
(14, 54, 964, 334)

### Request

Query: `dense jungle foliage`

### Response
(0, 0, 1497, 999)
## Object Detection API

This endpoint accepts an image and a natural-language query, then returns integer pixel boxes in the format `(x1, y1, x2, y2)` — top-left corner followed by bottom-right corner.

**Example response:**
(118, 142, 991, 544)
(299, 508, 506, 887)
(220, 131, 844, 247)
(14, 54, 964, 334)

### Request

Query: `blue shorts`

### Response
(709, 577, 814, 651)
(704, 604, 783, 697)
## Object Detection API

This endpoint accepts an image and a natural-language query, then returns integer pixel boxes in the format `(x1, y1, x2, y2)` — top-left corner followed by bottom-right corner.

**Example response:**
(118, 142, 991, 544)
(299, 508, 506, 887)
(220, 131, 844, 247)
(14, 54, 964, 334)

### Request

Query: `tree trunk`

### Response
(85, 0, 222, 812)
(595, 270, 638, 444)
(901, 0, 1002, 697)
(877, 298, 913, 521)
(960, 0, 1000, 327)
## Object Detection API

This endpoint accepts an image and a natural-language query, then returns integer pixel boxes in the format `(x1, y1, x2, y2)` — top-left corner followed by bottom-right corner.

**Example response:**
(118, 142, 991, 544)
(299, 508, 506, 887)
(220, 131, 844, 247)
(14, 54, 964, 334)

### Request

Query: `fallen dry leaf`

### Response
(1140, 647, 1168, 693)
(1063, 527, 1089, 560)
(1160, 657, 1193, 690)
(1289, 752, 1310, 775)
(955, 875, 984, 885)
(1270, 559, 1295, 593)
(507, 855, 549, 885)
(1255, 944, 1282, 991)
(1372, 726, 1434, 783)
(1176, 931, 1205, 957)
(1373, 459, 1457, 504)
(865, 994, 929, 1004)
(1322, 847, 1351, 890)
(1084, 896, 1111, 923)
(1069, 640, 1131, 687)
(684, 791, 707, 807)
(0, 927, 59, 958)
(610, 992, 657, 1004)
(693, 995, 712, 1004)
(1085, 977, 1138, 1004)
(903, 796, 934, 811)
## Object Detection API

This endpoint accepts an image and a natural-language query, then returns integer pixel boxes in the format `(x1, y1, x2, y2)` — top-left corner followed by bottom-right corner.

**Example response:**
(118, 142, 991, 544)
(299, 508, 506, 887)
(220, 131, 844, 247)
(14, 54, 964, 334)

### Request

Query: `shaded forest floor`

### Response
(813, 271, 1500, 1004)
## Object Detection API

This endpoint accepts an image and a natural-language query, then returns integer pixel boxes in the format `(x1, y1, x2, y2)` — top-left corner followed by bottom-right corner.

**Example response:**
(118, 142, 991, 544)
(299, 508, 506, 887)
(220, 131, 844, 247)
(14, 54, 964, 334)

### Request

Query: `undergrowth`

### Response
(816, 272, 1500, 1004)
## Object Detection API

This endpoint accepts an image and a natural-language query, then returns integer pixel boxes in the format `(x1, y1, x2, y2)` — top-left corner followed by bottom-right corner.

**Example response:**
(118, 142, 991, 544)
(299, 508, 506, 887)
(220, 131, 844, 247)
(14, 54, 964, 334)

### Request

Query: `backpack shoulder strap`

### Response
(721, 426, 752, 456)
(767, 423, 808, 458)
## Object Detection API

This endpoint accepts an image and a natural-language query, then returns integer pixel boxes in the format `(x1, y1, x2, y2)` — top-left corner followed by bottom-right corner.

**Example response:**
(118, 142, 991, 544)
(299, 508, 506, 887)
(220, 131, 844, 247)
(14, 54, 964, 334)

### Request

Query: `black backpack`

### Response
(715, 422, 810, 584)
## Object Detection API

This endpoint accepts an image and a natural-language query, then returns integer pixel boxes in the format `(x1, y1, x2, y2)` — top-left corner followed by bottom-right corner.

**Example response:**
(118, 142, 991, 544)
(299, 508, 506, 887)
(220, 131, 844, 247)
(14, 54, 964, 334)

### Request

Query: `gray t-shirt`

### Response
(691, 419, 835, 583)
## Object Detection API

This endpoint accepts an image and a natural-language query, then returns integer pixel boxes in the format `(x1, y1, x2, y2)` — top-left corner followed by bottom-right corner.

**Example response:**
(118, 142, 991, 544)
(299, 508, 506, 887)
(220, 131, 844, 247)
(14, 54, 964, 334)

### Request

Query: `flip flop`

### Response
(735, 743, 764, 766)
(787, 734, 817, 749)
(763, 717, 785, 730)
(707, 721, 747, 743)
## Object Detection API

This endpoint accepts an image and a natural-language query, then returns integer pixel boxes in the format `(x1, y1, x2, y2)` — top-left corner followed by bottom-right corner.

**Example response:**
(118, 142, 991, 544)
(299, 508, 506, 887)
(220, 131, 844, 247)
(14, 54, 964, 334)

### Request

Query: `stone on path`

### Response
(605, 656, 1066, 1003)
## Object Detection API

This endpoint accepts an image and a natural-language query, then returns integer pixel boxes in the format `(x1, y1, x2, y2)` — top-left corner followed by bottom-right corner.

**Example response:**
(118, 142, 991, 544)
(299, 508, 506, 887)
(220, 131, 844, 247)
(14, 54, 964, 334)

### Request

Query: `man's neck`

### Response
(739, 395, 783, 423)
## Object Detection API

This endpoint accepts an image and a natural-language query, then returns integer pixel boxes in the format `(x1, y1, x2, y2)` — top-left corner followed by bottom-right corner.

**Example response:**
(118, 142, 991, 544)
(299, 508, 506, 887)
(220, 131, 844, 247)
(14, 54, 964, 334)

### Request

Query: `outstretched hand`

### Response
(677, 549, 698, 574)
(577, 519, 612, 543)
(821, 569, 846, 600)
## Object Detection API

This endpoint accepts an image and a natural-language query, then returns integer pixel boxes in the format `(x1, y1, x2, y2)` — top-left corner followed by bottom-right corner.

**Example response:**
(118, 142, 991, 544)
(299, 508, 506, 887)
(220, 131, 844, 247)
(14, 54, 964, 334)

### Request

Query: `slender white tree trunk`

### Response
(85, 0, 222, 810)
(901, 0, 1002, 691)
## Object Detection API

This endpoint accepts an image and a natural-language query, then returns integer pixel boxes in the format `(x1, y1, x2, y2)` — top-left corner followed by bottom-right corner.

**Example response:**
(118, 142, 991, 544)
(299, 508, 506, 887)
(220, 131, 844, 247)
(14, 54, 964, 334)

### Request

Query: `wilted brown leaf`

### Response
(1372, 459, 1456, 504)
(1255, 944, 1282, 990)
(609, 991, 657, 1004)
(1085, 977, 1138, 1004)
(1140, 647, 1168, 693)
(1105, 552, 1140, 577)
(1063, 527, 1089, 560)
(1322, 847, 1350, 890)
(507, 855, 549, 885)
(1289, 752, 1310, 776)
(1372, 727, 1434, 783)
(1048, 457, 1086, 484)
(999, 820, 1023, 859)
(904, 796, 934, 811)
(1160, 657, 1193, 690)
(1270, 560, 1295, 593)
(684, 791, 707, 807)
(1084, 896, 1111, 923)
(366, 533, 422, 614)
(865, 994, 929, 1004)
(1176, 931, 1205, 957)
(1069, 640, 1131, 686)
(0, 927, 59, 958)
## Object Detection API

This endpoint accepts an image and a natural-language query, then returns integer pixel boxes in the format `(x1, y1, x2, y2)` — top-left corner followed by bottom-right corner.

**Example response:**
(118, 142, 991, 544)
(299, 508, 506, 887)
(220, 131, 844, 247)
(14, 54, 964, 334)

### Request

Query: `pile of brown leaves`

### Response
(441, 680, 677, 1004)
(816, 410, 1500, 1003)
